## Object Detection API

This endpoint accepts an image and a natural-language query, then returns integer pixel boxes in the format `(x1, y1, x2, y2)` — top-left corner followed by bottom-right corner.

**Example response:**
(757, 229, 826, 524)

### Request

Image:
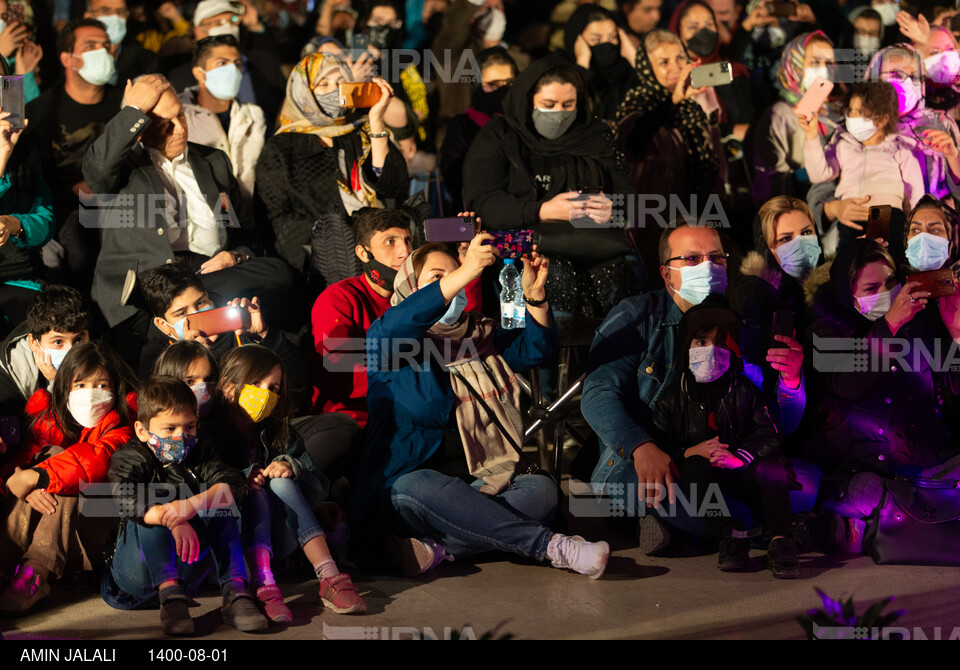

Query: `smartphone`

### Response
(0, 415, 20, 446)
(906, 269, 957, 298)
(951, 14, 960, 33)
(0, 76, 25, 130)
(350, 33, 369, 53)
(187, 305, 251, 336)
(794, 76, 833, 119)
(771, 310, 795, 348)
(573, 186, 603, 201)
(766, 0, 797, 18)
(6, 1, 23, 23)
(425, 216, 476, 243)
(690, 62, 734, 88)
(482, 230, 534, 259)
(339, 82, 382, 108)
(865, 204, 892, 241)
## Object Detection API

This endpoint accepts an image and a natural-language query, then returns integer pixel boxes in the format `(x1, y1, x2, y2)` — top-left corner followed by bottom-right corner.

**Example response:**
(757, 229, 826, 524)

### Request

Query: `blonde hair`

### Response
(644, 29, 683, 56)
(758, 196, 815, 250)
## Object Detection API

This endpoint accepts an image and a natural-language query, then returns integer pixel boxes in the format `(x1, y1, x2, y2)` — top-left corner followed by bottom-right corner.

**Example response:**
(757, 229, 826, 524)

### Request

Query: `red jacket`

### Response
(0, 390, 136, 495)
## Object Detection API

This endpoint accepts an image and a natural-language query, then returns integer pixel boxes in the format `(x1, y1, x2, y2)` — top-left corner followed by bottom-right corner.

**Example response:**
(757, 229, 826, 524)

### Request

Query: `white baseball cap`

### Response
(193, 0, 241, 26)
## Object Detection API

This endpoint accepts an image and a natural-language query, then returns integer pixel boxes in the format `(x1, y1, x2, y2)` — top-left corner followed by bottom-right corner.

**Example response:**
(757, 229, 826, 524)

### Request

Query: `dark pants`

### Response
(293, 413, 362, 485)
(104, 515, 247, 610)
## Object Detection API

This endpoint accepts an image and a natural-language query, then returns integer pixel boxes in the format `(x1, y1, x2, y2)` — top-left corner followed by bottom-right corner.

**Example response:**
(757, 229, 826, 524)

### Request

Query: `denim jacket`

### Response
(582, 289, 684, 486)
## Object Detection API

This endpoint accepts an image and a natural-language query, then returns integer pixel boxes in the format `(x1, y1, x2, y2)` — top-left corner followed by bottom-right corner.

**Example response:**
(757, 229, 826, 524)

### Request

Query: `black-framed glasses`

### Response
(664, 253, 729, 267)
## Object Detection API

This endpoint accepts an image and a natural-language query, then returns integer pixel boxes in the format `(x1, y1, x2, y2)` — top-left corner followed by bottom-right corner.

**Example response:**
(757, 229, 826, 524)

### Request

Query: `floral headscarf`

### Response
(277, 52, 366, 138)
(777, 30, 832, 106)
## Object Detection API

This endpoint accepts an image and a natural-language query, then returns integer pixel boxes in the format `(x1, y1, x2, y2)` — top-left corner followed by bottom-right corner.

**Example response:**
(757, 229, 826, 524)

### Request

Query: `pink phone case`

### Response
(794, 77, 833, 119)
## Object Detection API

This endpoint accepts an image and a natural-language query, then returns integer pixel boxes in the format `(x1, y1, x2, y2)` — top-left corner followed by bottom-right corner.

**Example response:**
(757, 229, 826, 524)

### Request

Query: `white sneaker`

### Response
(547, 534, 610, 579)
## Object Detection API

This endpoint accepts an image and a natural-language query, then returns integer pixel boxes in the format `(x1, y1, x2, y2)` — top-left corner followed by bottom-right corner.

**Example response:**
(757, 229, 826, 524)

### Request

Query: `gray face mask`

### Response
(532, 108, 577, 140)
(317, 89, 343, 118)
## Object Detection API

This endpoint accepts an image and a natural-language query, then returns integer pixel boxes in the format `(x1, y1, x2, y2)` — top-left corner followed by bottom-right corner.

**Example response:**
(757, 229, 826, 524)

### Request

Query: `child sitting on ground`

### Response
(102, 376, 267, 636)
(649, 294, 801, 578)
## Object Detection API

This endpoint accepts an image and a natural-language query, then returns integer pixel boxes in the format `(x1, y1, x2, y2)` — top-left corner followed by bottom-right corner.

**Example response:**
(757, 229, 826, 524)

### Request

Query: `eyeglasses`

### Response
(881, 70, 923, 84)
(664, 253, 729, 267)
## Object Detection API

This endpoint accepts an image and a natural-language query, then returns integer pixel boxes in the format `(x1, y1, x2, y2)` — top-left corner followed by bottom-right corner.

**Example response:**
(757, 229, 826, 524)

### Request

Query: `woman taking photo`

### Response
(352, 236, 610, 579)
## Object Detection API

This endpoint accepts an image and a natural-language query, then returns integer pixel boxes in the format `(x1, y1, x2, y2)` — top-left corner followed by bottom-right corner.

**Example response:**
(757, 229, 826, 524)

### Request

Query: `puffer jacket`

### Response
(0, 390, 136, 495)
(803, 128, 924, 211)
(650, 371, 788, 470)
(179, 87, 267, 204)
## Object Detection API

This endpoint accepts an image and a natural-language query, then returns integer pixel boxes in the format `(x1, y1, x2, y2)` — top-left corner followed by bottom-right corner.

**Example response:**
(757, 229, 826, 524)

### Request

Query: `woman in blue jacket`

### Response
(353, 235, 610, 579)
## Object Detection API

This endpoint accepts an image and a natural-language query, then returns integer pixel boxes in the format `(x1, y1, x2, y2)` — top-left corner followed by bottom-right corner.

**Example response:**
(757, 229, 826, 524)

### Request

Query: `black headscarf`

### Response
(562, 5, 639, 122)
(615, 33, 719, 199)
(501, 53, 621, 194)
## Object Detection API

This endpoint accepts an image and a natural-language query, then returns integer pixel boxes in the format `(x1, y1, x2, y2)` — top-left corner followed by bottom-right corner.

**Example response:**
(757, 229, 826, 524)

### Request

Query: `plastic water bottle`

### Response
(499, 259, 526, 329)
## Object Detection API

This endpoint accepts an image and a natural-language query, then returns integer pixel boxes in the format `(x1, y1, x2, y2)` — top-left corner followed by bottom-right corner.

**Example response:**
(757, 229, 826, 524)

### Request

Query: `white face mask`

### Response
(68, 388, 115, 428)
(856, 283, 901, 321)
(98, 14, 128, 45)
(854, 33, 881, 54)
(845, 116, 879, 142)
(75, 47, 116, 86)
(688, 345, 731, 384)
(890, 77, 922, 115)
(924, 51, 960, 85)
(802, 66, 829, 92)
(874, 2, 899, 26)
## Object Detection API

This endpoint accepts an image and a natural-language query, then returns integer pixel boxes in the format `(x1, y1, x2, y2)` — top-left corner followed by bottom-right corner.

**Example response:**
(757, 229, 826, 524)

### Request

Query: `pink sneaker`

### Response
(318, 573, 367, 615)
(256, 584, 293, 624)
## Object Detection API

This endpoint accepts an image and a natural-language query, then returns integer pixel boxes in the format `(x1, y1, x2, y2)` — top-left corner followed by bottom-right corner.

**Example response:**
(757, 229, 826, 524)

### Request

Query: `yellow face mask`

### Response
(238, 384, 280, 423)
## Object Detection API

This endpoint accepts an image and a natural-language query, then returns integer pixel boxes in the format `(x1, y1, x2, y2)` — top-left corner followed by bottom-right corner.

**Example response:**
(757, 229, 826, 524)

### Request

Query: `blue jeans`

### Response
(104, 515, 247, 610)
(389, 470, 558, 561)
(241, 477, 325, 560)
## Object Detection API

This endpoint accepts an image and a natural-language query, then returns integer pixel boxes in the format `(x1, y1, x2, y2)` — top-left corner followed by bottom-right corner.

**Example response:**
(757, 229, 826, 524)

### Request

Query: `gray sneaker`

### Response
(637, 515, 671, 556)
(221, 592, 268, 633)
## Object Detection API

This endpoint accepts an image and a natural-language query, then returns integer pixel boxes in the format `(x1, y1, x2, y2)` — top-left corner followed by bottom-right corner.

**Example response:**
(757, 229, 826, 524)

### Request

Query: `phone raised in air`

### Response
(865, 204, 892, 241)
(690, 62, 734, 88)
(425, 216, 476, 243)
(5, 1, 24, 23)
(906, 268, 957, 298)
(771, 310, 795, 348)
(0, 76, 25, 130)
(794, 76, 833, 119)
(766, 0, 797, 18)
(187, 305, 251, 337)
(339, 82, 382, 108)
(482, 230, 534, 259)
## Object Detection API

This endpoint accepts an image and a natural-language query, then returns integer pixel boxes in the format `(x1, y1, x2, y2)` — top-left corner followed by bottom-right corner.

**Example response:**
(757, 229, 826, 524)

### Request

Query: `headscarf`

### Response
(391, 251, 524, 495)
(777, 30, 832, 106)
(828, 238, 891, 324)
(616, 31, 719, 198)
(276, 52, 382, 214)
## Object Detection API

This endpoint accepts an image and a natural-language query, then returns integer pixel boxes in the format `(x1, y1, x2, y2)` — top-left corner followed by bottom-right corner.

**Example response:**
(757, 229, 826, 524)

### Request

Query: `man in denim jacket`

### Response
(581, 222, 806, 538)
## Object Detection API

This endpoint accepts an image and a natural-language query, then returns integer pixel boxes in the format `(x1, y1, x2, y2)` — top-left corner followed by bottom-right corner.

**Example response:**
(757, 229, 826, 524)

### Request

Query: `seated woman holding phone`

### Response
(462, 54, 639, 318)
(799, 81, 924, 263)
(255, 52, 409, 286)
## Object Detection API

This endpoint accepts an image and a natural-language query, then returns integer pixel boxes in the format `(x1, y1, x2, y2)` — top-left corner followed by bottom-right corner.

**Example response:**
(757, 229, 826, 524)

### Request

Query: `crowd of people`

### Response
(0, 0, 959, 637)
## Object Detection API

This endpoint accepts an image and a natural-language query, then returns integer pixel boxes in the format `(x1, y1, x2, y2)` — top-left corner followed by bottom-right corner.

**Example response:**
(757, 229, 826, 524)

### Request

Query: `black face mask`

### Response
(686, 28, 718, 57)
(367, 25, 399, 51)
(590, 42, 620, 69)
(363, 250, 398, 291)
(471, 84, 510, 116)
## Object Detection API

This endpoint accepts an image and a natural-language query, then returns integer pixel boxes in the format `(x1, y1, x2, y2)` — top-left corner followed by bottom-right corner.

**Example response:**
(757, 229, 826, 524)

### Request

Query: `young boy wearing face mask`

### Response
(649, 294, 801, 578)
(102, 376, 268, 635)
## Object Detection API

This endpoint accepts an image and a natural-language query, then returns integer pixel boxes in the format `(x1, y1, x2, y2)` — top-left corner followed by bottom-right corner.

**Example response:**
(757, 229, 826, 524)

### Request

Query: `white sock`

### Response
(314, 559, 340, 581)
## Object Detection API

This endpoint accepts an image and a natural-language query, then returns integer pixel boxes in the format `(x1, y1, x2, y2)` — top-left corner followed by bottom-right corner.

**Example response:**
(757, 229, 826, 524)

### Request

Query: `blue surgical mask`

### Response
(689, 345, 731, 383)
(438, 289, 468, 326)
(667, 261, 727, 306)
(44, 348, 69, 371)
(99, 15, 127, 45)
(776, 235, 821, 279)
(76, 48, 116, 86)
(906, 232, 950, 271)
(163, 306, 213, 340)
(202, 63, 243, 101)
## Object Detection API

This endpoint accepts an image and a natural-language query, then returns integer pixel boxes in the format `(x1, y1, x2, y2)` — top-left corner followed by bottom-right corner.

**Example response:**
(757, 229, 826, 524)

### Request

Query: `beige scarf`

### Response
(392, 253, 523, 495)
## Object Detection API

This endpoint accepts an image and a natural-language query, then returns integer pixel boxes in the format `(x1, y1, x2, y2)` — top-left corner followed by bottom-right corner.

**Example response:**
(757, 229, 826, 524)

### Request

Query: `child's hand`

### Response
(709, 447, 745, 469)
(246, 465, 265, 490)
(262, 461, 294, 479)
(684, 436, 726, 460)
(826, 196, 870, 230)
(794, 111, 819, 140)
(172, 523, 201, 564)
(156, 500, 197, 530)
(25, 489, 57, 515)
(6, 466, 39, 499)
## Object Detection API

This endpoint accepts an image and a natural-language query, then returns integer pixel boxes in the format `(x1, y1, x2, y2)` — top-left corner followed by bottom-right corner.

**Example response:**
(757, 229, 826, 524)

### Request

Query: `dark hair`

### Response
(477, 46, 518, 74)
(531, 64, 587, 110)
(675, 0, 715, 31)
(193, 34, 240, 67)
(138, 376, 198, 426)
(153, 340, 220, 383)
(57, 18, 108, 55)
(847, 240, 896, 295)
(44, 342, 136, 444)
(218, 345, 288, 455)
(354, 208, 411, 248)
(140, 263, 206, 318)
(411, 242, 458, 279)
(845, 82, 899, 136)
(904, 194, 955, 247)
(27, 285, 92, 341)
(583, 9, 616, 30)
(856, 8, 883, 25)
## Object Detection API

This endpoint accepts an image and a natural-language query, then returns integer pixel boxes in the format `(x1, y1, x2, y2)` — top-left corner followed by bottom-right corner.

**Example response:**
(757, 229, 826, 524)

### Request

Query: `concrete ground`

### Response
(3, 481, 959, 641)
